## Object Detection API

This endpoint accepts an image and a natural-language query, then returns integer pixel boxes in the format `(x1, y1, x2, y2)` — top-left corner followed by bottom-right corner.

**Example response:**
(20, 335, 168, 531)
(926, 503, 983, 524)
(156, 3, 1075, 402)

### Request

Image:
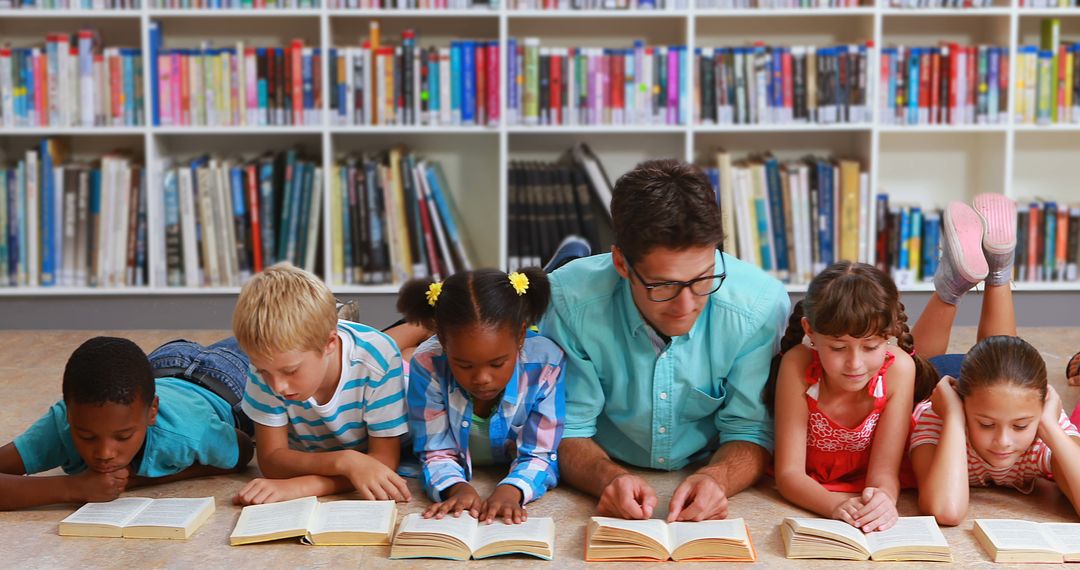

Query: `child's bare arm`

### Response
(856, 352, 916, 531)
(910, 377, 970, 526)
(366, 435, 402, 471)
(1041, 388, 1080, 516)
(0, 443, 129, 510)
(234, 475, 354, 505)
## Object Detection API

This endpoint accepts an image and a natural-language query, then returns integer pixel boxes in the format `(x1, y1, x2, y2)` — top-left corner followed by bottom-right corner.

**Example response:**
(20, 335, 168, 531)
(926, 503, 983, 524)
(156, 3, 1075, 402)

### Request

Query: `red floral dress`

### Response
(803, 351, 915, 491)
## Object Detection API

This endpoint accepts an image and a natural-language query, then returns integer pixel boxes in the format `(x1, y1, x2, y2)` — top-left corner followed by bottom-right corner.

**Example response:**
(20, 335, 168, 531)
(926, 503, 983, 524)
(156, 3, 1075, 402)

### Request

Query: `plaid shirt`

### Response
(407, 331, 566, 504)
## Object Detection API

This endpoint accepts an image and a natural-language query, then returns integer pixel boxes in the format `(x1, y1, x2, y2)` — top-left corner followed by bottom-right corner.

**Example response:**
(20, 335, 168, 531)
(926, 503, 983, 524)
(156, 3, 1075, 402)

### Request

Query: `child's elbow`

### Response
(919, 495, 966, 526)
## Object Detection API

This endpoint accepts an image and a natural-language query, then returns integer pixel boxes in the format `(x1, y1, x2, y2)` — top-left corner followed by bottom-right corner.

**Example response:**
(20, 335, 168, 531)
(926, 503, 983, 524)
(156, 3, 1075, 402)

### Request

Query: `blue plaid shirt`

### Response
(407, 331, 566, 504)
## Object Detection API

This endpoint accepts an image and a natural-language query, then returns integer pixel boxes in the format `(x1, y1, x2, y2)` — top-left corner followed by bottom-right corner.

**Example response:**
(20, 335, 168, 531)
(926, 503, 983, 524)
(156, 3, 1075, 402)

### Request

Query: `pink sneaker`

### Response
(972, 193, 1017, 286)
(934, 201, 988, 305)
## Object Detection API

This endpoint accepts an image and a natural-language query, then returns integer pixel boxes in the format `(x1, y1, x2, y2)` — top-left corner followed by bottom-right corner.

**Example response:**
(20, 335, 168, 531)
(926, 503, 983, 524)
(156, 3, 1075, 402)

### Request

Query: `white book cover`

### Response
(177, 167, 200, 287)
(25, 150, 39, 287)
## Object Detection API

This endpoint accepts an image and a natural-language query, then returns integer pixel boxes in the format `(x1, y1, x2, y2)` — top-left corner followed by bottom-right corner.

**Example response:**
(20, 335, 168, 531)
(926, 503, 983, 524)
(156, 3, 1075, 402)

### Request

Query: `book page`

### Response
(308, 500, 395, 535)
(474, 517, 554, 550)
(1042, 523, 1080, 555)
(975, 519, 1059, 552)
(61, 497, 153, 527)
(788, 517, 870, 552)
(670, 518, 748, 549)
(231, 496, 319, 539)
(590, 517, 672, 554)
(127, 498, 213, 528)
(398, 512, 479, 550)
(865, 516, 948, 554)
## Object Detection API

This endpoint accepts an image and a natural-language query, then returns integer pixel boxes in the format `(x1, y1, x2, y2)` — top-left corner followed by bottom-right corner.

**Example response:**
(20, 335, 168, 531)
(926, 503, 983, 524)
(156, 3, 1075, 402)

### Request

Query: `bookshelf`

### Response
(1, 1, 1079, 304)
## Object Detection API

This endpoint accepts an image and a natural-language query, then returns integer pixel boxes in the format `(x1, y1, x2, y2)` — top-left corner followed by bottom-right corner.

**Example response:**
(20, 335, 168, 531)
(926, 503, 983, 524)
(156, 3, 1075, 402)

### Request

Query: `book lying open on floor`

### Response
(389, 513, 555, 560)
(585, 516, 756, 562)
(229, 496, 397, 546)
(974, 519, 1080, 563)
(782, 516, 951, 562)
(59, 497, 215, 539)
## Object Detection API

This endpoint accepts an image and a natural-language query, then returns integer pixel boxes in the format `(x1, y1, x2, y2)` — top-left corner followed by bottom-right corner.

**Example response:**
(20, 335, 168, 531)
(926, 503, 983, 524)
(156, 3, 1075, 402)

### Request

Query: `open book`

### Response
(59, 497, 215, 540)
(389, 512, 554, 560)
(782, 516, 952, 562)
(229, 496, 397, 546)
(974, 519, 1080, 563)
(585, 516, 756, 562)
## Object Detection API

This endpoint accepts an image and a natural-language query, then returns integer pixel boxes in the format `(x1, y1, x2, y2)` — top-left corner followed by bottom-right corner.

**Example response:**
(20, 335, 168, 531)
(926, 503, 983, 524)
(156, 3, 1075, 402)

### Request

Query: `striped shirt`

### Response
(910, 400, 1080, 493)
(241, 320, 408, 452)
(408, 331, 566, 504)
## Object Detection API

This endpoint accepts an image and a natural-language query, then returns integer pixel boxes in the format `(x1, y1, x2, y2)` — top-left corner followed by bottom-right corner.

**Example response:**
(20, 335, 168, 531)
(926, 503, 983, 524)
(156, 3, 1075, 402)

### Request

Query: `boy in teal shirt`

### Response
(0, 336, 254, 510)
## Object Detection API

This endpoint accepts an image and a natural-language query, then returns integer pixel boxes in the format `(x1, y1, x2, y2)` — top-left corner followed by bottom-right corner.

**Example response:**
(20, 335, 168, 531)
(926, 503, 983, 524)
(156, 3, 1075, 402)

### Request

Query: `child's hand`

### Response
(1038, 386, 1064, 440)
(851, 487, 898, 533)
(831, 496, 866, 527)
(72, 466, 129, 502)
(338, 452, 411, 501)
(423, 482, 483, 520)
(930, 376, 964, 419)
(233, 478, 303, 506)
(481, 485, 526, 525)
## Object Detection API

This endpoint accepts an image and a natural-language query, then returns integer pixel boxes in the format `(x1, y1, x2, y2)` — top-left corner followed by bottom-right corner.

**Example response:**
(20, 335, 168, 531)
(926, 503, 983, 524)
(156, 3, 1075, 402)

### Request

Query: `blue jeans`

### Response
(929, 353, 964, 379)
(148, 337, 254, 435)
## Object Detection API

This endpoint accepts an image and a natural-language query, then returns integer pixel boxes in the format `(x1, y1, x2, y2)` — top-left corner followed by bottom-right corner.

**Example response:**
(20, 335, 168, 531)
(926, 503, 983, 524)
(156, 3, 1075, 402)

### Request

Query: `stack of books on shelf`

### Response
(697, 0, 861, 8)
(330, 24, 499, 127)
(506, 38, 689, 126)
(506, 144, 612, 270)
(1021, 0, 1080, 7)
(158, 149, 322, 288)
(328, 147, 473, 286)
(326, 0, 491, 7)
(149, 23, 322, 128)
(0, 139, 147, 289)
(694, 44, 870, 126)
(150, 0, 318, 7)
(0, 0, 140, 7)
(1016, 19, 1080, 126)
(509, 0, 687, 8)
(1016, 201, 1080, 283)
(879, 44, 1008, 126)
(888, 0, 994, 7)
(0, 31, 144, 129)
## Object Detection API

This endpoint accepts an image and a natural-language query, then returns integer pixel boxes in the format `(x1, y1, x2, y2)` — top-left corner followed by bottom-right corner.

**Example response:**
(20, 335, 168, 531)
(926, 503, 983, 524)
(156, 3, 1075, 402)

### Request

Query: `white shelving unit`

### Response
(2, 1, 1079, 300)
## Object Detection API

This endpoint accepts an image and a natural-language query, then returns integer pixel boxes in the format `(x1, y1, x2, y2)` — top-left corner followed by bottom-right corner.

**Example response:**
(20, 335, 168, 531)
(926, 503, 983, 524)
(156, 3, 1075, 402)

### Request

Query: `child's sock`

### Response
(935, 201, 988, 305)
(972, 193, 1017, 287)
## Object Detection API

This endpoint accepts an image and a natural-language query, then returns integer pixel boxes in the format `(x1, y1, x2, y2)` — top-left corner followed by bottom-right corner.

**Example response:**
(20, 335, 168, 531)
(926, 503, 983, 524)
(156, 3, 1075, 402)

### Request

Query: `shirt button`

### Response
(659, 392, 668, 400)
(462, 420, 469, 428)
(551, 453, 557, 460)
(658, 426, 666, 434)
(657, 457, 666, 464)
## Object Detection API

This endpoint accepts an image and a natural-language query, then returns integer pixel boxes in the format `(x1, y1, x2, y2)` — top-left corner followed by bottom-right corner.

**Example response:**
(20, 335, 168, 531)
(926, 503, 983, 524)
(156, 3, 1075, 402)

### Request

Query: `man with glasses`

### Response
(539, 159, 790, 522)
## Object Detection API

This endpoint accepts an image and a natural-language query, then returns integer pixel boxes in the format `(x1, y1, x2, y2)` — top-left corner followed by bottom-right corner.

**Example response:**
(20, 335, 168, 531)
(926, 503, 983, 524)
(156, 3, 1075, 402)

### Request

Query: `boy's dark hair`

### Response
(762, 261, 938, 412)
(397, 268, 551, 338)
(957, 335, 1048, 400)
(62, 337, 156, 406)
(610, 158, 724, 262)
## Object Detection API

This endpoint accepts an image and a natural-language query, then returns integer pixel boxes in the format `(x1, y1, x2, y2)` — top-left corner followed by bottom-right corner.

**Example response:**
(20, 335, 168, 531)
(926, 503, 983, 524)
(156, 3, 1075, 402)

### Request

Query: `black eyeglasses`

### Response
(625, 251, 727, 303)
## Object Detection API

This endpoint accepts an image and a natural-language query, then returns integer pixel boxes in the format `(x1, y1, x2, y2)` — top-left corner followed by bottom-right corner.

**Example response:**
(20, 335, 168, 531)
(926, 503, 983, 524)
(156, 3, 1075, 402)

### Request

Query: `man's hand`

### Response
(336, 451, 411, 501)
(851, 487, 898, 532)
(481, 485, 526, 525)
(424, 482, 484, 520)
(233, 478, 306, 506)
(71, 467, 129, 503)
(667, 472, 729, 522)
(596, 473, 658, 520)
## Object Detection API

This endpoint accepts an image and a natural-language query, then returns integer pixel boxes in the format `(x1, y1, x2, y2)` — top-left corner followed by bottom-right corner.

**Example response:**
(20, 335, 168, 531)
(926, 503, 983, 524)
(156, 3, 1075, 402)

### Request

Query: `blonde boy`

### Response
(232, 263, 410, 505)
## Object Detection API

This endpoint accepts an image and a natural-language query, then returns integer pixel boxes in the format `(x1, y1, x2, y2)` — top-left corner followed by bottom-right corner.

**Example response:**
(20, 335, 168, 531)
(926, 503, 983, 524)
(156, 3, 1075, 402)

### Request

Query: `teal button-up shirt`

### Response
(539, 250, 789, 471)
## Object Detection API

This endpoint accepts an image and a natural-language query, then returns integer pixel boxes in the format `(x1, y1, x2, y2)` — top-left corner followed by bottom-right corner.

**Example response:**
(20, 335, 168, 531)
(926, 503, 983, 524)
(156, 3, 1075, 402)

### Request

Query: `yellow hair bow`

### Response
(426, 282, 443, 307)
(509, 272, 529, 296)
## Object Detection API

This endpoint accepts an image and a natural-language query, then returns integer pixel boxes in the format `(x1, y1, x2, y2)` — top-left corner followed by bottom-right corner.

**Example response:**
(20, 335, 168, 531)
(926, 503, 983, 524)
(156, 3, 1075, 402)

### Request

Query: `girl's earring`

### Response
(809, 340, 815, 348)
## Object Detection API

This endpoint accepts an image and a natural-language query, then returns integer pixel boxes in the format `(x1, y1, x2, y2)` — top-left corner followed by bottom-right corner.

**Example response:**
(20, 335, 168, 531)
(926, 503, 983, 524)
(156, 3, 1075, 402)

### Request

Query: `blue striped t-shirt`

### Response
(241, 320, 409, 452)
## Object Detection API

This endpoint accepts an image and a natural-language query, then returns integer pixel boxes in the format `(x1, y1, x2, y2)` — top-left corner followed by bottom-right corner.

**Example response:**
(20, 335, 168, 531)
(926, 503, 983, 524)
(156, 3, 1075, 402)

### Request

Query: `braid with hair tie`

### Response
(778, 301, 807, 355)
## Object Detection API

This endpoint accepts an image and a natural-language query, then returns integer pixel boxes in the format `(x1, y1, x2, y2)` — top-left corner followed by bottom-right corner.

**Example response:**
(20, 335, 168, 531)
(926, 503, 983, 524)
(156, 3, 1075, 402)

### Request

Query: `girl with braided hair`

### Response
(764, 261, 937, 534)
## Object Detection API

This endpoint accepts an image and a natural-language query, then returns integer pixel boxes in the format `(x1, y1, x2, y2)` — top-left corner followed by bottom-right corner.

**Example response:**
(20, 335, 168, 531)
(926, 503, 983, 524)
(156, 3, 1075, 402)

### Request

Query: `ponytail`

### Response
(763, 301, 807, 415)
(395, 277, 439, 330)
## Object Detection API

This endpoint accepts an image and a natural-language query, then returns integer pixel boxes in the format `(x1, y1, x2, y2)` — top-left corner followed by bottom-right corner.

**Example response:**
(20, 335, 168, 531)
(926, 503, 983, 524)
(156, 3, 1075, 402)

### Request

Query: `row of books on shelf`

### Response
(878, 44, 1008, 126)
(506, 145, 612, 270)
(508, 0, 686, 7)
(1016, 201, 1080, 283)
(888, 0, 993, 6)
(150, 25, 322, 127)
(698, 0, 859, 7)
(327, 148, 474, 286)
(507, 39, 692, 127)
(695, 44, 869, 126)
(1021, 0, 1080, 6)
(0, 141, 147, 289)
(329, 26, 500, 127)
(1016, 19, 1080, 125)
(0, 32, 144, 129)
(160, 150, 322, 288)
(0, 0, 139, 6)
(152, 0, 316, 6)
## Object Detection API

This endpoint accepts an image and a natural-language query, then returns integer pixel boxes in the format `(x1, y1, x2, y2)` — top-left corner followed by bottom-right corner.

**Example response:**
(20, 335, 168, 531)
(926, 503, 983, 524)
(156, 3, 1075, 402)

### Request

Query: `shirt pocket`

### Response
(680, 384, 727, 422)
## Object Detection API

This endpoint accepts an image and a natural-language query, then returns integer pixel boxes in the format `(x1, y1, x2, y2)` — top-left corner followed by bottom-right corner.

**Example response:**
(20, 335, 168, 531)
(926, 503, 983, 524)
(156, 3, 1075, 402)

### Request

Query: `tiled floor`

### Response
(1, 328, 1078, 569)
